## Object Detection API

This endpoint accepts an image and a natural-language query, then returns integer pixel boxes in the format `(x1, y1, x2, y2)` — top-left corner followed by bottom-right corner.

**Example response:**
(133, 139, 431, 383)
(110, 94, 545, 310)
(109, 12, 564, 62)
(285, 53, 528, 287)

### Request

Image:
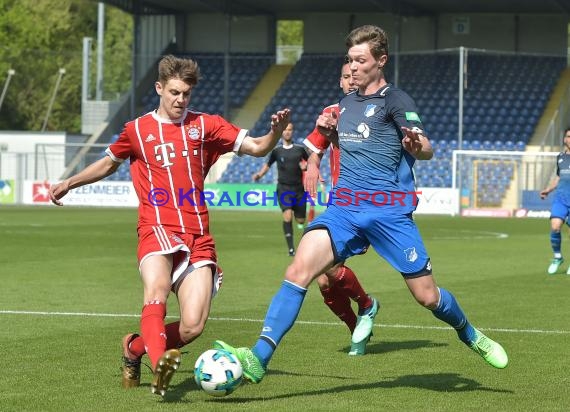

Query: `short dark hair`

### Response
(345, 25, 389, 60)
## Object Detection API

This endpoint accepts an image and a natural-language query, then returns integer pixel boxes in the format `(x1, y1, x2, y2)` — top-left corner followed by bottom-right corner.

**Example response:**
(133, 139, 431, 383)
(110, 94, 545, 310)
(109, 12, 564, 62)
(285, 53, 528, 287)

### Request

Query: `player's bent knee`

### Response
(412, 292, 439, 309)
(179, 321, 206, 343)
(284, 262, 313, 288)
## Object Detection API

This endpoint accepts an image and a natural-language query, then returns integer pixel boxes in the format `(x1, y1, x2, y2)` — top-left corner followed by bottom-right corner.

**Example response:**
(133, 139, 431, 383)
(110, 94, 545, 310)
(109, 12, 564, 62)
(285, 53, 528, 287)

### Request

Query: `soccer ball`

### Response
(194, 349, 243, 397)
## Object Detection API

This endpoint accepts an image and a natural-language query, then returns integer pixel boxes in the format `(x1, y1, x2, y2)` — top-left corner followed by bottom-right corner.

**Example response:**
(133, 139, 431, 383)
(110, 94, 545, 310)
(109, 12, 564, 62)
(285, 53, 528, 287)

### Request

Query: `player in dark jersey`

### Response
(216, 25, 508, 384)
(540, 127, 570, 274)
(253, 122, 309, 256)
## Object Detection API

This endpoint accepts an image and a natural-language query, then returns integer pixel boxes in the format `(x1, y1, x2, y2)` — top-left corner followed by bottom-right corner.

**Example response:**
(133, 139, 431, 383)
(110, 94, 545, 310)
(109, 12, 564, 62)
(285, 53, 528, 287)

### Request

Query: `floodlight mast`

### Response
(41, 68, 66, 132)
(0, 69, 16, 113)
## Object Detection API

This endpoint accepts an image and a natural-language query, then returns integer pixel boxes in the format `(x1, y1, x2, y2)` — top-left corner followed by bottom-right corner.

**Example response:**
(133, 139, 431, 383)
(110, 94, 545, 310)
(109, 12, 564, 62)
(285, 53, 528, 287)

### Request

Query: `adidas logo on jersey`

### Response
(145, 134, 156, 143)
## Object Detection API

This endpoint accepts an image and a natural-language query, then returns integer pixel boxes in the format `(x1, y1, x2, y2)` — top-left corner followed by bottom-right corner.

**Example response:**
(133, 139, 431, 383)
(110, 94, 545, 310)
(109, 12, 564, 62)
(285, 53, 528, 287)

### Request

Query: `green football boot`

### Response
(469, 329, 508, 369)
(348, 332, 372, 356)
(351, 297, 379, 344)
(547, 257, 564, 275)
(213, 340, 266, 383)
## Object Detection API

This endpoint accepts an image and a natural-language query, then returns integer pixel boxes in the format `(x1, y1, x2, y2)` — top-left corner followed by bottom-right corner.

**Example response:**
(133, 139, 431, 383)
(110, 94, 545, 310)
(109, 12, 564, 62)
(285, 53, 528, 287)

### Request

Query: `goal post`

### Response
(451, 149, 559, 216)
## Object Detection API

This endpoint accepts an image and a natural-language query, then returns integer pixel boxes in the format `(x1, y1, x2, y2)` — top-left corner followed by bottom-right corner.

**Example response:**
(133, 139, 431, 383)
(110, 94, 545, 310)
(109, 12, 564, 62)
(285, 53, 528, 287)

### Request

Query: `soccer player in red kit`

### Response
(303, 59, 379, 355)
(49, 55, 291, 396)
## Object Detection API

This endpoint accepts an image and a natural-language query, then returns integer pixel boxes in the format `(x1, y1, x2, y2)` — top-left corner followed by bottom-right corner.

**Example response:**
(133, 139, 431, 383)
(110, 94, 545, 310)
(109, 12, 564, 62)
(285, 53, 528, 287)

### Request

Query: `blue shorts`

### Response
(306, 204, 431, 277)
(550, 195, 570, 221)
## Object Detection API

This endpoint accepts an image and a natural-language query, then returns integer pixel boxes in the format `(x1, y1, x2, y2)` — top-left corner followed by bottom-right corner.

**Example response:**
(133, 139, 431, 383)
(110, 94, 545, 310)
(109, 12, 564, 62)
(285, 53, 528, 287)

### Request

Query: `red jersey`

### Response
(107, 109, 247, 235)
(302, 103, 341, 186)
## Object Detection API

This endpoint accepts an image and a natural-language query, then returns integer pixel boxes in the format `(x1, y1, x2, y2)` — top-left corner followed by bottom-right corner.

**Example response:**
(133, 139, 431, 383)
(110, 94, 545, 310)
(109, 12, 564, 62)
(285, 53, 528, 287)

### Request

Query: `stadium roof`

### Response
(102, 0, 570, 16)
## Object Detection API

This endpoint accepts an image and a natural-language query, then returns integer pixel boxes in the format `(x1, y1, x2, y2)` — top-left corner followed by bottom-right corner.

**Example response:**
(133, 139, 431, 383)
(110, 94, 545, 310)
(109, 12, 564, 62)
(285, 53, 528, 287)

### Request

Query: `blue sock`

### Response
(550, 231, 562, 255)
(431, 287, 475, 345)
(252, 280, 307, 368)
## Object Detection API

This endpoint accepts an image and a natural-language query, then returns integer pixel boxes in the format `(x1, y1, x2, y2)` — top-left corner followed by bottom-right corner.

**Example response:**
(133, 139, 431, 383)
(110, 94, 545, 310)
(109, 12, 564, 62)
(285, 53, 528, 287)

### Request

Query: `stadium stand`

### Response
(140, 53, 273, 115)
(219, 52, 566, 193)
(108, 51, 567, 200)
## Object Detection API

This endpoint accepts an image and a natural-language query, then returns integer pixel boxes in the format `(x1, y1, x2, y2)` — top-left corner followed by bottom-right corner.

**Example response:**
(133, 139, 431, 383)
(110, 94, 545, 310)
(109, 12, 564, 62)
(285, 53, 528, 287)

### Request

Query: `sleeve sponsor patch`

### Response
(405, 112, 421, 122)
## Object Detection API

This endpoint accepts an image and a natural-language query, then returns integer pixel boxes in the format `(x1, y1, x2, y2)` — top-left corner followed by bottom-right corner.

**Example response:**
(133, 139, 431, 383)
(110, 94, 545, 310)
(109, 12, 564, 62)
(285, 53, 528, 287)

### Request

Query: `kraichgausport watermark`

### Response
(147, 188, 421, 207)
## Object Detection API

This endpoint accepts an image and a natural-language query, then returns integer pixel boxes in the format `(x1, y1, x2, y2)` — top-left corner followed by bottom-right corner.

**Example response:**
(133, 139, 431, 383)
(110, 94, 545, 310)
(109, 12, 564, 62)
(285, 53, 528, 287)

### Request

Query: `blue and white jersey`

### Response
(555, 152, 570, 201)
(332, 84, 425, 214)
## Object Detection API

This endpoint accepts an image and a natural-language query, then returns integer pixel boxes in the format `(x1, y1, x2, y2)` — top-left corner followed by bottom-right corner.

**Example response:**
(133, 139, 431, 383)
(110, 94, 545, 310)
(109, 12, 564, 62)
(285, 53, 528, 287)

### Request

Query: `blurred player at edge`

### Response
(49, 54, 290, 396)
(303, 58, 378, 355)
(540, 127, 570, 274)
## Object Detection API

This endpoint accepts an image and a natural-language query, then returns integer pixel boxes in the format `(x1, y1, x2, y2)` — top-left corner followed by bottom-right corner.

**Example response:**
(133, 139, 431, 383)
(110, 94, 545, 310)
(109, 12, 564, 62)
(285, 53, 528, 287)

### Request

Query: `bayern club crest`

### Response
(188, 126, 201, 140)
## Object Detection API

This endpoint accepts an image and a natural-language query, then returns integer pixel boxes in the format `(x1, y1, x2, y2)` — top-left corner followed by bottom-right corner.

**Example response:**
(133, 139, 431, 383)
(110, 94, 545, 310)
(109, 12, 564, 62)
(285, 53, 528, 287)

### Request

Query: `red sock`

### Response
(127, 321, 186, 358)
(165, 321, 187, 349)
(320, 285, 357, 333)
(308, 206, 315, 223)
(140, 301, 167, 369)
(334, 265, 372, 312)
(128, 335, 146, 358)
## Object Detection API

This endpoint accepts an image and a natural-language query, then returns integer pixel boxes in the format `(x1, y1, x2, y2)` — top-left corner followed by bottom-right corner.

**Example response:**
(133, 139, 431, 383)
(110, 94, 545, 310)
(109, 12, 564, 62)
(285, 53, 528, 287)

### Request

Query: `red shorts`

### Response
(137, 225, 222, 294)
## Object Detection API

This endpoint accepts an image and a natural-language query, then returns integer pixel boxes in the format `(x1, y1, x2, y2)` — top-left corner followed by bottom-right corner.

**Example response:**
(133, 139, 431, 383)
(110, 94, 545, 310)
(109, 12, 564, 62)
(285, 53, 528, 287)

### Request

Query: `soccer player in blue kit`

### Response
(540, 127, 570, 274)
(215, 24, 509, 382)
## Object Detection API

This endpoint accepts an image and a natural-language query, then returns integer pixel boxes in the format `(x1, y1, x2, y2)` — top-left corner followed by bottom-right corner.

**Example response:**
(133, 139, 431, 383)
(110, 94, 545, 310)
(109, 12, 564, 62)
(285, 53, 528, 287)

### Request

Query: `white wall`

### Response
(0, 132, 66, 181)
(0, 132, 65, 153)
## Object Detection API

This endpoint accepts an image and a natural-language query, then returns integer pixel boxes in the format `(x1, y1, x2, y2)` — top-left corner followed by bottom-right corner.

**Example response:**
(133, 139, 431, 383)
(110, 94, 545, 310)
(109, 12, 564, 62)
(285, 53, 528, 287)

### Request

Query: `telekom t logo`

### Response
(154, 143, 175, 167)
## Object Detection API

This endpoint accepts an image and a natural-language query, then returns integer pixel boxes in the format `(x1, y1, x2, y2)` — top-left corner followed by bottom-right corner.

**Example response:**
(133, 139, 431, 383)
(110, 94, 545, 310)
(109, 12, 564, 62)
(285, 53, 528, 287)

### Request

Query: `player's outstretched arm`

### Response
(401, 126, 433, 160)
(49, 156, 120, 206)
(240, 109, 290, 157)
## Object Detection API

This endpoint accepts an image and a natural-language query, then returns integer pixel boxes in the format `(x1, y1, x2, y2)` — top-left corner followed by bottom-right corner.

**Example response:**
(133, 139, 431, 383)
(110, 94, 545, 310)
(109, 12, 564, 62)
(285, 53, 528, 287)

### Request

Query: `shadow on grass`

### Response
(163, 367, 347, 402)
(162, 368, 512, 403)
(339, 339, 448, 355)
(220, 372, 512, 403)
(153, 339, 510, 403)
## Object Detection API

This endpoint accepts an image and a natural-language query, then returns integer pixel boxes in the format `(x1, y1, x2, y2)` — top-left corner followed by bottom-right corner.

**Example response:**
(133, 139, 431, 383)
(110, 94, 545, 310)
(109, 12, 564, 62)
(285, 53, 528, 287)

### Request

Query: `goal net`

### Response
(451, 150, 559, 215)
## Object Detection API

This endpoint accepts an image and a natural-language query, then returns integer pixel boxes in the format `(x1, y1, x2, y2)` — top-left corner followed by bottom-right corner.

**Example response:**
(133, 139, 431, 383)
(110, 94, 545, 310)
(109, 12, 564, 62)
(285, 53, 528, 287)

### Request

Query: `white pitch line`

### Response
(431, 230, 509, 240)
(1, 309, 569, 335)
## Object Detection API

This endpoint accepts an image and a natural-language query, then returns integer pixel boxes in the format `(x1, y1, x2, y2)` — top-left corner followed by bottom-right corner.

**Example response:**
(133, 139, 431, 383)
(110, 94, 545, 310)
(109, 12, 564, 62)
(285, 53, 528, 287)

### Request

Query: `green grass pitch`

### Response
(0, 206, 569, 411)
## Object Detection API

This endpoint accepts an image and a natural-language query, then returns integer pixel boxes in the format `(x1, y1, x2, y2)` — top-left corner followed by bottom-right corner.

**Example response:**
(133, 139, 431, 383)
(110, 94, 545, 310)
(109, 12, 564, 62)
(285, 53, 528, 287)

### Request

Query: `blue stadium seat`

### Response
(482, 140, 493, 150)
(166, 52, 566, 191)
(494, 140, 505, 150)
